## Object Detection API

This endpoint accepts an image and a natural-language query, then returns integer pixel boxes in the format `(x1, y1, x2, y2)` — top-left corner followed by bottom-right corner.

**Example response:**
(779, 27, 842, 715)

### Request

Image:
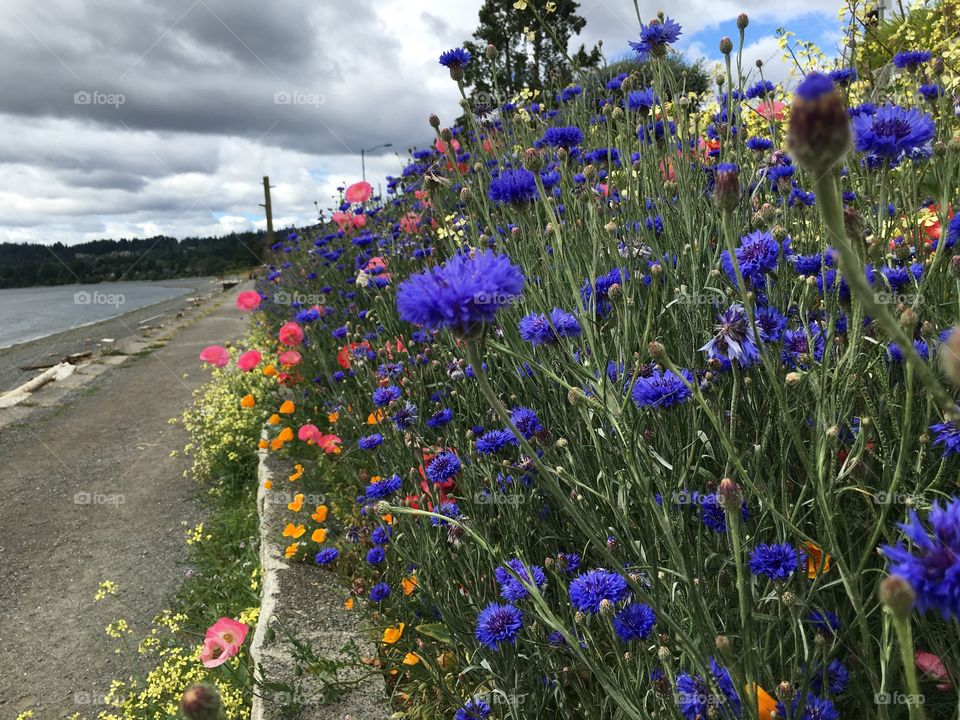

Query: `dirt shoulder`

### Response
(0, 284, 251, 720)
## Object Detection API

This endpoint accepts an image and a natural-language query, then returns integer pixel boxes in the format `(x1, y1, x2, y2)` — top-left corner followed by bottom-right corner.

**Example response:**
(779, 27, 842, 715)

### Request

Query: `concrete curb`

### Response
(250, 435, 389, 720)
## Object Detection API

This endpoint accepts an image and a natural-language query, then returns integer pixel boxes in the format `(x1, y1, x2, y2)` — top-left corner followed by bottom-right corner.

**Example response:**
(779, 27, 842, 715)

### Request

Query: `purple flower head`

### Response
(701, 303, 760, 365)
(475, 603, 523, 650)
(749, 542, 802, 581)
(488, 168, 538, 205)
(495, 558, 547, 601)
(396, 249, 524, 335)
(518, 307, 581, 345)
(612, 602, 657, 642)
(893, 49, 931, 69)
(425, 450, 461, 483)
(629, 16, 682, 58)
(569, 569, 629, 613)
(853, 103, 935, 163)
(439, 47, 471, 69)
(630, 368, 693, 410)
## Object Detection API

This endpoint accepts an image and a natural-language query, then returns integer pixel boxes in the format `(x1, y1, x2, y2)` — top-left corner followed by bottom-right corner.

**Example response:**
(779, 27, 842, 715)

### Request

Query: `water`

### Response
(0, 280, 199, 349)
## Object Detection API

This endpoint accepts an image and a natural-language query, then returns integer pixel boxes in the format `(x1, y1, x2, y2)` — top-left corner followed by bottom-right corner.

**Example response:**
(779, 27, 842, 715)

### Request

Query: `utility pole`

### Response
(361, 143, 393, 183)
(260, 176, 275, 247)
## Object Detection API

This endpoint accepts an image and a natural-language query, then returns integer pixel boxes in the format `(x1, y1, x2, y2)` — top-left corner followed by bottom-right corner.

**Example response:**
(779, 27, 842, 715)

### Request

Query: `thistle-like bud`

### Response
(440, 127, 453, 142)
(459, 186, 472, 202)
(180, 685, 226, 720)
(843, 205, 864, 239)
(719, 37, 733, 55)
(933, 57, 945, 76)
(776, 681, 796, 702)
(657, 646, 671, 662)
(787, 73, 852, 175)
(880, 575, 915, 619)
(485, 43, 498, 60)
(714, 163, 740, 211)
(772, 225, 789, 241)
(599, 598, 615, 615)
(737, 13, 749, 30)
(428, 113, 440, 129)
(583, 164, 597, 181)
(647, 340, 666, 361)
(523, 147, 543, 171)
(715, 634, 731, 654)
(717, 477, 742, 509)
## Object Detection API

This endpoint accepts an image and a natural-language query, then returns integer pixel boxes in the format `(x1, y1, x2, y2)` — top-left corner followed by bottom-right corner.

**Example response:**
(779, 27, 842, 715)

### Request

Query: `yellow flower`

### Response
(382, 623, 404, 644)
(402, 652, 420, 665)
(94, 579, 119, 601)
(513, 0, 527, 8)
(545, 0, 557, 11)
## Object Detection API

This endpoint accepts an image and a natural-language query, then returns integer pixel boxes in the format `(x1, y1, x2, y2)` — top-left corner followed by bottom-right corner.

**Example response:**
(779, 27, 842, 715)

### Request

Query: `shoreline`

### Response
(0, 277, 228, 394)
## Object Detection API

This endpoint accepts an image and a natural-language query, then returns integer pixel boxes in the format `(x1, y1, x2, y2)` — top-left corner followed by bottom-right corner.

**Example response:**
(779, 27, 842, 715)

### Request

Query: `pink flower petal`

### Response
(236, 290, 261, 312)
(345, 181, 373, 204)
(199, 345, 230, 368)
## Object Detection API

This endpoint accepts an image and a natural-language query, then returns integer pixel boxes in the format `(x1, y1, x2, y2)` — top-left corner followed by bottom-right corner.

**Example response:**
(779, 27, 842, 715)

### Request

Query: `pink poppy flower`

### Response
(917, 651, 953, 691)
(298, 424, 323, 443)
(278, 322, 304, 346)
(350, 214, 367, 230)
(331, 211, 351, 229)
(435, 138, 460, 153)
(199, 345, 230, 367)
(200, 636, 233, 668)
(399, 213, 421, 234)
(278, 350, 302, 366)
(345, 181, 373, 204)
(236, 290, 261, 312)
(236, 349, 262, 372)
(205, 617, 249, 650)
(757, 99, 785, 121)
(297, 424, 341, 453)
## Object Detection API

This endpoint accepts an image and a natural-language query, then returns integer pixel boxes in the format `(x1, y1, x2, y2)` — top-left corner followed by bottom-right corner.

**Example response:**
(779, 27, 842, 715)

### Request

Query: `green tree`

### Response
(462, 0, 602, 98)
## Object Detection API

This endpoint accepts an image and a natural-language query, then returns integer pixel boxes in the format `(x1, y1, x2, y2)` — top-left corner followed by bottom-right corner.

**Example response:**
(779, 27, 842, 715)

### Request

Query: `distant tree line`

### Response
(0, 231, 268, 288)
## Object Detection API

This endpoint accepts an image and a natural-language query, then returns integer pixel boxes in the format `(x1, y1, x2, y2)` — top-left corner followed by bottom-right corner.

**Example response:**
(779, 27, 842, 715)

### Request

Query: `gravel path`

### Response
(0, 285, 250, 719)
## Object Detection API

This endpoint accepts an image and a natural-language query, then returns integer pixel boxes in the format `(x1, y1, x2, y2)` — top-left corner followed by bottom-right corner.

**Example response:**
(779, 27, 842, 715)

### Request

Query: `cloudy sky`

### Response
(0, 0, 845, 245)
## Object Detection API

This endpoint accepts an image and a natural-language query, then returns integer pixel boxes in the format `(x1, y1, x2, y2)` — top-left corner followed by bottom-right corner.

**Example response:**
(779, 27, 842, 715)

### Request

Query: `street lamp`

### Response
(361, 143, 393, 183)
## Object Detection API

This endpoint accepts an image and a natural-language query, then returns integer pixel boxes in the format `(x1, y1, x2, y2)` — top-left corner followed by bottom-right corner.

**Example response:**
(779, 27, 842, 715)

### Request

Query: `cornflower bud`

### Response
(719, 37, 733, 55)
(787, 72, 851, 174)
(879, 575, 915, 619)
(714, 163, 740, 211)
(180, 685, 226, 720)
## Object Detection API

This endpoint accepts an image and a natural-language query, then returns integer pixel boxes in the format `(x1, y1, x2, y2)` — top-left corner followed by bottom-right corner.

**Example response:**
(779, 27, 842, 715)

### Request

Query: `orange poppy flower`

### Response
(327, 411, 340, 424)
(263, 364, 277, 377)
(267, 414, 281, 426)
(382, 623, 404, 644)
(401, 575, 418, 596)
(258, 439, 268, 449)
(277, 427, 294, 443)
(367, 410, 384, 425)
(402, 652, 420, 666)
(287, 494, 304, 512)
(282, 523, 305, 539)
(804, 542, 832, 579)
(746, 684, 778, 720)
(311, 528, 327, 543)
(263, 480, 272, 490)
(283, 542, 299, 558)
(279, 400, 295, 414)
(288, 464, 304, 482)
(311, 505, 328, 523)
(240, 394, 255, 408)
(343, 597, 355, 610)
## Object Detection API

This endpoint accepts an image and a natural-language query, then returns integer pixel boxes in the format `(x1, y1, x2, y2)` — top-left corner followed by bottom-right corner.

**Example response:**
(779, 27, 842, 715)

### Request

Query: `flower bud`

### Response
(719, 37, 733, 55)
(787, 73, 852, 175)
(180, 685, 226, 720)
(715, 634, 731, 654)
(485, 43, 498, 60)
(440, 127, 453, 142)
(717, 478, 742, 509)
(737, 13, 749, 30)
(714, 163, 740, 211)
(647, 340, 666, 360)
(428, 113, 440, 129)
(459, 186, 472, 202)
(879, 575, 915, 618)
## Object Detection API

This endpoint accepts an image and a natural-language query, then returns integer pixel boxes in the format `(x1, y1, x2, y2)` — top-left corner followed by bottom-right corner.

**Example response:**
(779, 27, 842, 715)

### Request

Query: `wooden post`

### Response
(261, 176, 275, 246)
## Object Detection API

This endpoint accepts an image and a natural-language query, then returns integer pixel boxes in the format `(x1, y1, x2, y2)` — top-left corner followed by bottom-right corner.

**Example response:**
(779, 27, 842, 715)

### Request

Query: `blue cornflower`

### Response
(390, 402, 418, 430)
(629, 16, 682, 58)
(807, 610, 841, 634)
(808, 659, 850, 695)
(518, 307, 581, 346)
(581, 267, 628, 316)
(425, 450, 461, 483)
(775, 694, 839, 720)
(612, 602, 656, 642)
(431, 501, 461, 527)
(540, 126, 584, 149)
(357, 433, 383, 450)
(569, 570, 629, 613)
(882, 497, 960, 618)
(701, 304, 760, 365)
(366, 547, 386, 565)
(373, 385, 402, 406)
(475, 603, 523, 650)
(476, 429, 519, 454)
(495, 559, 547, 601)
(630, 368, 693, 410)
(745, 136, 773, 151)
(427, 407, 454, 428)
(638, 119, 676, 144)
(892, 49, 931, 69)
(364, 474, 402, 501)
(699, 492, 748, 533)
(488, 168, 538, 205)
(626, 88, 657, 112)
(371, 526, 392, 545)
(746, 80, 776, 99)
(919, 83, 943, 101)
(721, 230, 780, 286)
(795, 71, 835, 101)
(438, 47, 472, 69)
(945, 215, 960, 250)
(396, 249, 524, 335)
(749, 542, 802, 581)
(369, 582, 391, 602)
(853, 103, 935, 163)
(755, 305, 787, 342)
(675, 659, 741, 720)
(930, 419, 960, 457)
(827, 67, 857, 85)
(509, 407, 543, 439)
(888, 339, 929, 363)
(454, 699, 491, 720)
(315, 547, 339, 565)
